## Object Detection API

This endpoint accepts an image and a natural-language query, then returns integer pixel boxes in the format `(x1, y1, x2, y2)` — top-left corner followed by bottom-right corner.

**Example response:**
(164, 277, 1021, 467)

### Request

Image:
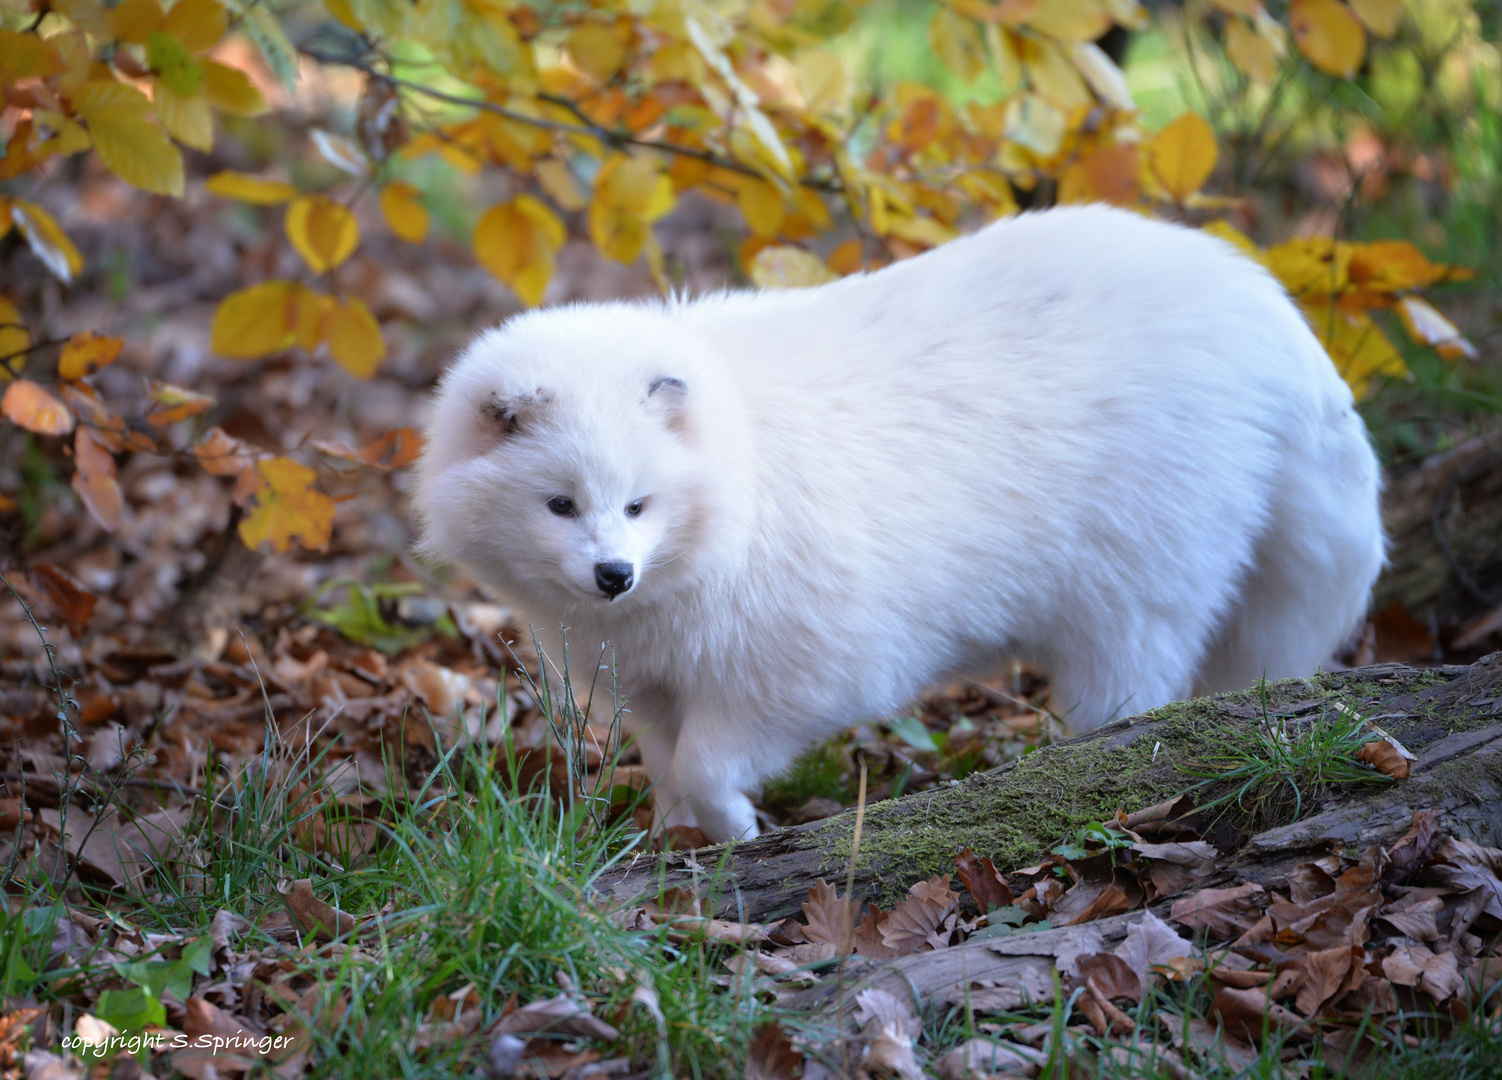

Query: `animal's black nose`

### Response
(594, 561, 635, 598)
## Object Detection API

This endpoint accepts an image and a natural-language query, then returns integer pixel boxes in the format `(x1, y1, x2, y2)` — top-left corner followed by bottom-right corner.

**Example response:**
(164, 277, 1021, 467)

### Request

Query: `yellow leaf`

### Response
(1301, 300, 1404, 397)
(10, 200, 84, 284)
(144, 379, 215, 426)
(110, 0, 164, 45)
(1059, 142, 1140, 206)
(749, 246, 837, 289)
(1348, 0, 1400, 38)
(1289, 0, 1365, 78)
(1025, 0, 1111, 41)
(474, 196, 565, 306)
(1149, 112, 1218, 201)
(1266, 236, 1350, 296)
(324, 0, 362, 32)
(210, 281, 295, 358)
(205, 170, 298, 204)
(929, 8, 987, 85)
(1396, 297, 1477, 361)
(566, 21, 625, 84)
(162, 0, 226, 53)
(1209, 0, 1264, 14)
(1225, 18, 1279, 83)
(536, 159, 587, 212)
(1201, 219, 1261, 259)
(285, 195, 359, 274)
(238, 456, 335, 552)
(290, 285, 333, 352)
(2, 379, 75, 435)
(588, 154, 674, 265)
(201, 59, 268, 116)
(58, 332, 124, 380)
(379, 182, 430, 243)
(53, 0, 111, 39)
(0, 28, 65, 82)
(72, 427, 124, 531)
(737, 178, 785, 238)
(1022, 36, 1090, 108)
(0, 298, 30, 363)
(324, 297, 385, 378)
(72, 80, 183, 196)
(795, 49, 848, 115)
(154, 83, 213, 151)
(883, 211, 958, 248)
(1003, 92, 1065, 156)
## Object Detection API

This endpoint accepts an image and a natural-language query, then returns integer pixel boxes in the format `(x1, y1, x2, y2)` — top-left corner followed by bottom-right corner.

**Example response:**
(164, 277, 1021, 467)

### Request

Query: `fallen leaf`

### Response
(1383, 808, 1444, 884)
(801, 879, 854, 952)
(277, 878, 356, 940)
(936, 1038, 1046, 1080)
(492, 994, 619, 1041)
(1077, 951, 1142, 1002)
(745, 1022, 804, 1080)
(1210, 984, 1305, 1043)
(1291, 944, 1359, 1015)
(1113, 911, 1193, 986)
(71, 427, 125, 531)
(955, 847, 1014, 912)
(1432, 836, 1502, 920)
(27, 562, 96, 638)
(1383, 941, 1464, 1001)
(880, 874, 959, 954)
(1170, 883, 1267, 937)
(1356, 736, 1410, 778)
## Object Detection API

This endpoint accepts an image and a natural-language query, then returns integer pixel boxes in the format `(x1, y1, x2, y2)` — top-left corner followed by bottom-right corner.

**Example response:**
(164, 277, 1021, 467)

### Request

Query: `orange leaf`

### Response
(145, 379, 215, 426)
(58, 332, 124, 380)
(57, 382, 153, 453)
(1290, 0, 1365, 78)
(72, 426, 124, 531)
(323, 297, 385, 378)
(1149, 112, 1218, 201)
(193, 426, 259, 478)
(2, 379, 75, 435)
(311, 427, 423, 471)
(1396, 297, 1477, 362)
(285, 194, 359, 273)
(238, 456, 335, 552)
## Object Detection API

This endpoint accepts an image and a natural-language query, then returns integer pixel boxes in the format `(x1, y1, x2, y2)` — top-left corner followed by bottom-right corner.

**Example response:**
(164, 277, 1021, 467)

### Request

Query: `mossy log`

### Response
(596, 654, 1502, 922)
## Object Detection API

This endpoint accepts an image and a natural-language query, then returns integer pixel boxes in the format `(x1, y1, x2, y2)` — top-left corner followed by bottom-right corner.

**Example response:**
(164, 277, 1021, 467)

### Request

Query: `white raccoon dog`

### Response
(415, 204, 1385, 843)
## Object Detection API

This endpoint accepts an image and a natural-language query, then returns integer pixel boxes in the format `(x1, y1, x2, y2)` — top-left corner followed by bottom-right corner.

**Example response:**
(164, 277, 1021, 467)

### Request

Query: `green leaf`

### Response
(95, 986, 167, 1033)
(886, 714, 939, 753)
(242, 5, 298, 91)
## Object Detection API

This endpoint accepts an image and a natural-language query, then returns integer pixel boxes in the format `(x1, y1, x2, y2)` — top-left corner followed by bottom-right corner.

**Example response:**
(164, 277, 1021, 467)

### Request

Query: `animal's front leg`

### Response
(661, 715, 760, 842)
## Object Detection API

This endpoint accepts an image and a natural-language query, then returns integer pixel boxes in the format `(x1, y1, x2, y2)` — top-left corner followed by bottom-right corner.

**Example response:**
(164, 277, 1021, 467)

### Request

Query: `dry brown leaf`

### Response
(1210, 985, 1305, 1043)
(1291, 944, 1359, 1015)
(1376, 892, 1444, 941)
(1433, 837, 1502, 920)
(1286, 862, 1338, 904)
(1356, 737, 1410, 779)
(1383, 809, 1444, 885)
(801, 878, 854, 951)
(1170, 883, 1267, 937)
(855, 988, 923, 1080)
(954, 847, 1014, 912)
(935, 1038, 1047, 1080)
(879, 874, 959, 955)
(1052, 879, 1132, 926)
(492, 994, 620, 1041)
(278, 878, 357, 941)
(1382, 941, 1464, 1001)
(1113, 912, 1193, 987)
(746, 1022, 804, 1080)
(1163, 1014, 1260, 1071)
(26, 562, 96, 639)
(1121, 794, 1197, 834)
(854, 903, 900, 961)
(1077, 951, 1142, 1003)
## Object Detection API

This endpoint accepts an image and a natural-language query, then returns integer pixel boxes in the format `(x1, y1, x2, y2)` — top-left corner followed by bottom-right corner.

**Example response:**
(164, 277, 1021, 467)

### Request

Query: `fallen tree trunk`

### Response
(597, 653, 1502, 922)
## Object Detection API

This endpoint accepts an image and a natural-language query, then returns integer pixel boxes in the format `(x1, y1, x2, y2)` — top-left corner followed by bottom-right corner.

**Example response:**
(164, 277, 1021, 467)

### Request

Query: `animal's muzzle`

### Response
(594, 561, 635, 598)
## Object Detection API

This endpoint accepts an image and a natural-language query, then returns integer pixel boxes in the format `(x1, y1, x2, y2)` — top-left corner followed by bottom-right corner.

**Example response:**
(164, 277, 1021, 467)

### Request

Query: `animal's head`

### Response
(414, 304, 741, 610)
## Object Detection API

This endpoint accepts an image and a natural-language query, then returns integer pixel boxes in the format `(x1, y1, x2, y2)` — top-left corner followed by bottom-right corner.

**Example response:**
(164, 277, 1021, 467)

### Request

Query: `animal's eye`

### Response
(548, 496, 575, 517)
(625, 499, 645, 517)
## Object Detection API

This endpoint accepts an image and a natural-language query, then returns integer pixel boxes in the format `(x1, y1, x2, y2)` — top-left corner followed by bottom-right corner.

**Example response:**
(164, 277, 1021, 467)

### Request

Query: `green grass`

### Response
(762, 738, 853, 811)
(1182, 686, 1394, 830)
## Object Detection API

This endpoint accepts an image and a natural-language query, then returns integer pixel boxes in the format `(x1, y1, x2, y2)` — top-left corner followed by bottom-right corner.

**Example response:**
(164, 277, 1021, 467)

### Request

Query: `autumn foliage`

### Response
(0, 0, 1482, 554)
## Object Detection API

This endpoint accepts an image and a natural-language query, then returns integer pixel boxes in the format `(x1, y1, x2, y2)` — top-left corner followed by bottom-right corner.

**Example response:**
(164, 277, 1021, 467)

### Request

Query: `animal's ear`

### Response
(646, 376, 688, 432)
(475, 390, 549, 443)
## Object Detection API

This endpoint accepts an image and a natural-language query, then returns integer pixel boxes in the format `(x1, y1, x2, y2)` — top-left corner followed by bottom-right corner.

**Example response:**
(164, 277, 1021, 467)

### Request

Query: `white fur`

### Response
(414, 205, 1385, 843)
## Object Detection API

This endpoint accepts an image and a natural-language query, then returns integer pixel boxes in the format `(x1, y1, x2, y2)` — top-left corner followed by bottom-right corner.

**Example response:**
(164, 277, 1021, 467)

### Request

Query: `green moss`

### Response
(827, 666, 1486, 904)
